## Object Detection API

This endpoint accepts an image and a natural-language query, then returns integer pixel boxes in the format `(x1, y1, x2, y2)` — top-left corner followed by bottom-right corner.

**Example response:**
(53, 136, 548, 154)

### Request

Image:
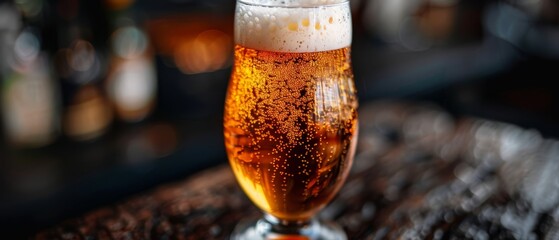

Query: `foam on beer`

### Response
(235, 0, 352, 52)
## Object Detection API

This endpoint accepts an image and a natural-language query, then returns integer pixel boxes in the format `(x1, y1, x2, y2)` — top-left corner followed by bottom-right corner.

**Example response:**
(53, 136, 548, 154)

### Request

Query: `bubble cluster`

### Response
(224, 46, 358, 220)
(235, 0, 352, 52)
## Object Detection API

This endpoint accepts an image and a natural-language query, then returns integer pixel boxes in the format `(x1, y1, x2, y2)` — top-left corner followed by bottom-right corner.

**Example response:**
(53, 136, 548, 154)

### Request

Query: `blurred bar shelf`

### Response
(0, 114, 228, 236)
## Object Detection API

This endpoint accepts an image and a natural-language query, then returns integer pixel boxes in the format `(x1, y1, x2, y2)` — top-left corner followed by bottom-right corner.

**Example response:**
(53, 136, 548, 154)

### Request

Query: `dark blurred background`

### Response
(0, 0, 558, 237)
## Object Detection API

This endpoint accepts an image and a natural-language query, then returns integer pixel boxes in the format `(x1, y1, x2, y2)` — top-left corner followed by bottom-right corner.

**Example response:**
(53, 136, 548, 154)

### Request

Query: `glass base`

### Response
(231, 214, 347, 240)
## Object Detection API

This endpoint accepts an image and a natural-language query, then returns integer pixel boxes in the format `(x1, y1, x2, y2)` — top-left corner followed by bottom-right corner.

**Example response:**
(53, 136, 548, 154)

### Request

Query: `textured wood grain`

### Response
(35, 102, 559, 239)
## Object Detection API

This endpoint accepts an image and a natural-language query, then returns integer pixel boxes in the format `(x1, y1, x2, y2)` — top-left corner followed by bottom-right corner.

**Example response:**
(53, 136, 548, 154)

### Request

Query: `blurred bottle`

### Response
(541, 0, 559, 23)
(54, 0, 113, 141)
(362, 0, 477, 51)
(104, 0, 157, 123)
(0, 2, 61, 148)
(509, 0, 559, 23)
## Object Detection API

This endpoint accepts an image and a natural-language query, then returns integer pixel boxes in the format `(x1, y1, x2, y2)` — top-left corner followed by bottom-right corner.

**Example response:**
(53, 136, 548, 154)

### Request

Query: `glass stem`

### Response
(259, 214, 318, 236)
(232, 213, 346, 240)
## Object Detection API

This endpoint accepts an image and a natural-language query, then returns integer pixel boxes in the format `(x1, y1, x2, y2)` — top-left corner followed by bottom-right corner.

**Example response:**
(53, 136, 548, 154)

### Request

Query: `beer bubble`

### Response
(225, 45, 357, 220)
(315, 22, 321, 30)
(288, 22, 299, 31)
(302, 18, 310, 27)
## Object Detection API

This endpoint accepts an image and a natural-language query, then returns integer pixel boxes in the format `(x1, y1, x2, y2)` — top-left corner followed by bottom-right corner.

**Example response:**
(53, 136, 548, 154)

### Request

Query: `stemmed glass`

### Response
(224, 0, 358, 239)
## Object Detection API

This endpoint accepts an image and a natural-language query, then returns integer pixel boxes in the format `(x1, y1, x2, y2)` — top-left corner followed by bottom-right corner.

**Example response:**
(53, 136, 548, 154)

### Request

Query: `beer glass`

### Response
(224, 0, 358, 239)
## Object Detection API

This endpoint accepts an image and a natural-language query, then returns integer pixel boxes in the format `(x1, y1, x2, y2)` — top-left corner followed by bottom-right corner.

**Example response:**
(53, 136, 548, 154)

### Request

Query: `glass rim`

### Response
(237, 0, 349, 9)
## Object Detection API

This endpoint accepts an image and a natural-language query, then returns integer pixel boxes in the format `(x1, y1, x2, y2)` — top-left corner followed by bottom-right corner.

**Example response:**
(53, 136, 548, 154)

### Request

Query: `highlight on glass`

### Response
(223, 0, 358, 239)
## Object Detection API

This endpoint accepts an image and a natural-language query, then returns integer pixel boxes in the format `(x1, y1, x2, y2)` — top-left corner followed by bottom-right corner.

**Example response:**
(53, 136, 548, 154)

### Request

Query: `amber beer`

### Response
(224, 43, 358, 221)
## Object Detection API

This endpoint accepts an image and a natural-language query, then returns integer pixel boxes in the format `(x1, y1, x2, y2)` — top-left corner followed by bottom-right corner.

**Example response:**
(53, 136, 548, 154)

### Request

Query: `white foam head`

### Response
(235, 0, 352, 52)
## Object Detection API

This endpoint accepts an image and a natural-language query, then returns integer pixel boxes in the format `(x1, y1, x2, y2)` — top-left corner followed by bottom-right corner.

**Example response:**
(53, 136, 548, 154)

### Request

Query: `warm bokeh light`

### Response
(174, 30, 232, 74)
(104, 0, 135, 11)
(63, 85, 112, 141)
(146, 14, 233, 74)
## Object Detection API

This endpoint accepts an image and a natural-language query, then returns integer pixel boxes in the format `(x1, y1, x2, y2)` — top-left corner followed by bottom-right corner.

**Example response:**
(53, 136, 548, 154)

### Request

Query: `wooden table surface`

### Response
(35, 102, 559, 239)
